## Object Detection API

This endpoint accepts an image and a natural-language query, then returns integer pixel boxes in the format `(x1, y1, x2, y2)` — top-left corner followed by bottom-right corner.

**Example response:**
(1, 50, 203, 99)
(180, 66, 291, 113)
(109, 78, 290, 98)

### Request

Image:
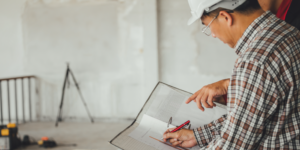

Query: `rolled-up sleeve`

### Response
(193, 115, 227, 147)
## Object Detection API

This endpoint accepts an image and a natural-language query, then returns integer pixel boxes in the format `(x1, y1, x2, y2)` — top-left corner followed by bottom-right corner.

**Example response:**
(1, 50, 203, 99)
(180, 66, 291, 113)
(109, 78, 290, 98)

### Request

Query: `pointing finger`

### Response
(185, 94, 197, 104)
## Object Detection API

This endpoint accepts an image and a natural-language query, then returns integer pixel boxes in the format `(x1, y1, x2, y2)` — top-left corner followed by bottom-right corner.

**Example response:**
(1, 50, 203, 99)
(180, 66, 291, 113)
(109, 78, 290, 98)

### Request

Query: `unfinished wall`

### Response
(158, 0, 237, 93)
(22, 0, 146, 120)
(0, 0, 35, 124)
(0, 0, 238, 122)
(0, 0, 26, 77)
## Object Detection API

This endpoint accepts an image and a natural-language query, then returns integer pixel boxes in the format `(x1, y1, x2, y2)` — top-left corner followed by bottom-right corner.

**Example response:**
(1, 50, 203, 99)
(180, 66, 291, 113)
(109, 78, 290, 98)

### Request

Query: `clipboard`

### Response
(109, 82, 227, 150)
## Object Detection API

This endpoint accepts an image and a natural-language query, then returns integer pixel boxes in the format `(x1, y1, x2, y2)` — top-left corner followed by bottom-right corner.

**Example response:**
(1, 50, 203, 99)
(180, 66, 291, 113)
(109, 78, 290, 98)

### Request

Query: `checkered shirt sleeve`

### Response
(193, 115, 227, 147)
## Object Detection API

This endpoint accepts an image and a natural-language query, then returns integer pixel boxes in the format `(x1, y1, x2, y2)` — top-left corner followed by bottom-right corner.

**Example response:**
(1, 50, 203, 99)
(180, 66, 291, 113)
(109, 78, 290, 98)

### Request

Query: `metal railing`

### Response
(0, 76, 37, 125)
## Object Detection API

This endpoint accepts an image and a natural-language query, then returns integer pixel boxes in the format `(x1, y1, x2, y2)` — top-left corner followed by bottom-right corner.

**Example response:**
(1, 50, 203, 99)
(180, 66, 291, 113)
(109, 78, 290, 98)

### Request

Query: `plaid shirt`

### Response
(194, 11, 300, 150)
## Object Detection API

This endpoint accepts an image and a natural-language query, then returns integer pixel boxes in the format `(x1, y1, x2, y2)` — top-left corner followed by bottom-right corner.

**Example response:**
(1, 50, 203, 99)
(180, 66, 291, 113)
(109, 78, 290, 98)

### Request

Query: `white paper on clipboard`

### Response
(110, 82, 227, 150)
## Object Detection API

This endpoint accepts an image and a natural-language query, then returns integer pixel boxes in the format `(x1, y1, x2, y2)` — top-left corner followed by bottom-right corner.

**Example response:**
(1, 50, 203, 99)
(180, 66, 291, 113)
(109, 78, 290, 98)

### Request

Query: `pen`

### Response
(170, 120, 190, 133)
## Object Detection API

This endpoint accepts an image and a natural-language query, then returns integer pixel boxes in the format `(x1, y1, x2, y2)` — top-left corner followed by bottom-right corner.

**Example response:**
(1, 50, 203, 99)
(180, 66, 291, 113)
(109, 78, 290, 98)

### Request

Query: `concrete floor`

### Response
(15, 121, 132, 150)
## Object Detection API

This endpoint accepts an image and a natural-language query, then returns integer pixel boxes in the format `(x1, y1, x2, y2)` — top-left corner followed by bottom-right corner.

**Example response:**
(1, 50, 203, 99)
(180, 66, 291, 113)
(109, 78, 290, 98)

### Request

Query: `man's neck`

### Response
(232, 9, 265, 48)
(270, 0, 283, 14)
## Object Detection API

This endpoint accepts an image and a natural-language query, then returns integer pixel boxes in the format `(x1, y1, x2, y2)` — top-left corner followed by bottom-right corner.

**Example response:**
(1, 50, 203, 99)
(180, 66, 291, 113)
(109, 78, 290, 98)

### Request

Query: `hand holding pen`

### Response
(163, 128, 197, 148)
(162, 120, 197, 148)
(161, 120, 190, 140)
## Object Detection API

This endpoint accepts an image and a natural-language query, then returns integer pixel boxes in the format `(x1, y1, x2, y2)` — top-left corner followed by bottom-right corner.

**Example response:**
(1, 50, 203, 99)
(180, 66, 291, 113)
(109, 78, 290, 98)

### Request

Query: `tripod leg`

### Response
(69, 70, 94, 123)
(55, 68, 70, 127)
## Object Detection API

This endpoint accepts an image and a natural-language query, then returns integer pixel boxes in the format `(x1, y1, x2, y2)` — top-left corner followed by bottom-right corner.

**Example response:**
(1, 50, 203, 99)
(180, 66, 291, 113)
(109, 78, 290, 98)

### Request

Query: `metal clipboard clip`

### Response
(167, 117, 172, 128)
(167, 117, 191, 130)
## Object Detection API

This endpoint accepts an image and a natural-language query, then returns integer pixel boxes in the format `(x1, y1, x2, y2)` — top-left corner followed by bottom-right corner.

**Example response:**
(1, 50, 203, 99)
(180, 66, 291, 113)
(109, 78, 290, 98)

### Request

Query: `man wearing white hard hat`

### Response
(185, 0, 300, 113)
(163, 0, 300, 149)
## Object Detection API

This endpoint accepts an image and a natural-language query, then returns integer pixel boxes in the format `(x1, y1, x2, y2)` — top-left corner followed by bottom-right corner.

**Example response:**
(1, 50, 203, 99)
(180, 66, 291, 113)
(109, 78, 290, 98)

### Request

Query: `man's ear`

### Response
(219, 11, 233, 27)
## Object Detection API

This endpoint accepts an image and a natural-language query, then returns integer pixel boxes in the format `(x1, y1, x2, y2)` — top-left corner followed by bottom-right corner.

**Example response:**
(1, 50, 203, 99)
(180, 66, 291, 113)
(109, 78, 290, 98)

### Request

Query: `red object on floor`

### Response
(41, 137, 49, 141)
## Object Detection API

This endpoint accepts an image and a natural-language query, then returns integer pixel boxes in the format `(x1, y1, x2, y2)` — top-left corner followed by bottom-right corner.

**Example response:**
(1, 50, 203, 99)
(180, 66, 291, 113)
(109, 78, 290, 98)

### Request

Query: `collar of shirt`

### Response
(234, 11, 277, 56)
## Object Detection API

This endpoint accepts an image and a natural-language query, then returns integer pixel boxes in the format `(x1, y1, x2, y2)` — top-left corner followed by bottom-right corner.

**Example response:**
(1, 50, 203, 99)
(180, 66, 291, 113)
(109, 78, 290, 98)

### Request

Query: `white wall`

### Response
(22, 0, 147, 120)
(0, 0, 26, 77)
(158, 0, 237, 92)
(0, 0, 238, 122)
(0, 0, 31, 124)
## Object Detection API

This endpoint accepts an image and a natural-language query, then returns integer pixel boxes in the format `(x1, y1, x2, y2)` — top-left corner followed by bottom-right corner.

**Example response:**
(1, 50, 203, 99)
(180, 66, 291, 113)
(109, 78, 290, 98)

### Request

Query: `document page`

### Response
(146, 84, 227, 128)
(129, 114, 199, 150)
(111, 82, 228, 150)
(146, 84, 185, 122)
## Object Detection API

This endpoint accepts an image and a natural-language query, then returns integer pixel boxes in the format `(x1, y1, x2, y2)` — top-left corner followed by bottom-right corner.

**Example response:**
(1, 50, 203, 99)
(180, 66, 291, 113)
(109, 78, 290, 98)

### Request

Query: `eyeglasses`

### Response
(201, 11, 234, 36)
(202, 14, 219, 36)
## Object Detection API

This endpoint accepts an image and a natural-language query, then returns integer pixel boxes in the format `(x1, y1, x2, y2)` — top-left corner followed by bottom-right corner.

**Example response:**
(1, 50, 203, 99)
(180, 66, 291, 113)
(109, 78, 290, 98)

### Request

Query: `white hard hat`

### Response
(187, 0, 247, 25)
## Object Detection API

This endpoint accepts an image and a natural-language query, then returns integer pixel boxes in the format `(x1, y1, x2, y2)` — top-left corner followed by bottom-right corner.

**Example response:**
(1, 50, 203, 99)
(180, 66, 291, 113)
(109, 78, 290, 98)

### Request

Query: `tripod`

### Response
(55, 63, 94, 127)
